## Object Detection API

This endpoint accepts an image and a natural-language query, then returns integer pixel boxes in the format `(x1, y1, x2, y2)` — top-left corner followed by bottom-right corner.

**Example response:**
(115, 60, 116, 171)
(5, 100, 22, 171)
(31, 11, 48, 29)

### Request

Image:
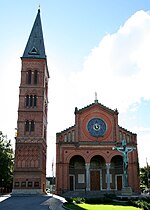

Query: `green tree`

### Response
(0, 131, 14, 193)
(140, 166, 150, 190)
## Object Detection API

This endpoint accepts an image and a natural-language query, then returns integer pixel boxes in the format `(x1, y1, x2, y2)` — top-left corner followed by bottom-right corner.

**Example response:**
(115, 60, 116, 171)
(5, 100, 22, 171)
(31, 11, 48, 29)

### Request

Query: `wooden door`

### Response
(70, 175, 74, 191)
(90, 171, 100, 191)
(117, 175, 122, 190)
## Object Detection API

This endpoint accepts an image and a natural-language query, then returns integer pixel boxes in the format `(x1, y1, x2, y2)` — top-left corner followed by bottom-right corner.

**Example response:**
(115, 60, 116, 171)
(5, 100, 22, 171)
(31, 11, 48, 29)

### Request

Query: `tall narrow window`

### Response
(127, 135, 130, 143)
(27, 70, 32, 84)
(30, 95, 33, 107)
(44, 126, 46, 139)
(120, 131, 122, 141)
(68, 132, 71, 142)
(31, 120, 35, 132)
(45, 101, 47, 115)
(64, 134, 67, 142)
(34, 95, 37, 107)
(26, 95, 29, 107)
(25, 121, 29, 132)
(45, 81, 48, 97)
(72, 131, 75, 142)
(34, 70, 38, 84)
(123, 133, 126, 141)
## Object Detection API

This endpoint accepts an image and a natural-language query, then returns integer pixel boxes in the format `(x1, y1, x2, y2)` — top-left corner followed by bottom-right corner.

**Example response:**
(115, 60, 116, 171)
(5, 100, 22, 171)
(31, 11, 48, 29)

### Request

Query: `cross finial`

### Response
(94, 92, 98, 103)
(38, 4, 40, 12)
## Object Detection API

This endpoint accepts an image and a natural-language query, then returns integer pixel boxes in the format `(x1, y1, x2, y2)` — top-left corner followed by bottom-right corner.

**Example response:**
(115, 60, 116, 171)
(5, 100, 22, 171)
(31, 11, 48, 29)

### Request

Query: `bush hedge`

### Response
(65, 196, 150, 209)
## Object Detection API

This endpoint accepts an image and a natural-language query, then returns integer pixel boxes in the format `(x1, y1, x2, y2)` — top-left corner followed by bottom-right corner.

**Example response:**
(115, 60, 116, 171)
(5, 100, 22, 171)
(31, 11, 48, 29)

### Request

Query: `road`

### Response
(0, 194, 56, 210)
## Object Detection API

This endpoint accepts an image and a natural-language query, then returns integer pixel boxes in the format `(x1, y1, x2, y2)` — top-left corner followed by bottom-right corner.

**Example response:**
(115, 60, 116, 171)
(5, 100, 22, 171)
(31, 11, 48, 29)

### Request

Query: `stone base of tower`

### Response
(12, 170, 46, 195)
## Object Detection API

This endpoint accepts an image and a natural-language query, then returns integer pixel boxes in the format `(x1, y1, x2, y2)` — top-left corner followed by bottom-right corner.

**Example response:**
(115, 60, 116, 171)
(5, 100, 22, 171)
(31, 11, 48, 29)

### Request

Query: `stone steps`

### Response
(62, 190, 120, 198)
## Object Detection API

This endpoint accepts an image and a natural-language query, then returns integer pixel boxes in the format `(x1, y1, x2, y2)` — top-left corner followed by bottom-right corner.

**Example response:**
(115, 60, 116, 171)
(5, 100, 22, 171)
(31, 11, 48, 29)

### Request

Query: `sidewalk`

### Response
(0, 193, 66, 210)
(47, 194, 66, 210)
(0, 194, 11, 202)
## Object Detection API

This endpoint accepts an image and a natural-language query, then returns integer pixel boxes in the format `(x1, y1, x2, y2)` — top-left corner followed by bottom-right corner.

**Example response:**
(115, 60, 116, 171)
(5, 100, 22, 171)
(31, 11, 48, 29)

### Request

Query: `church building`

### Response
(12, 9, 49, 194)
(56, 98, 140, 195)
(12, 9, 140, 196)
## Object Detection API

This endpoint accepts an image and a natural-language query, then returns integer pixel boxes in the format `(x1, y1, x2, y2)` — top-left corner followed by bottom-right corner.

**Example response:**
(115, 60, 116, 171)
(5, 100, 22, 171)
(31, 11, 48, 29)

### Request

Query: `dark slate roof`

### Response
(22, 9, 46, 59)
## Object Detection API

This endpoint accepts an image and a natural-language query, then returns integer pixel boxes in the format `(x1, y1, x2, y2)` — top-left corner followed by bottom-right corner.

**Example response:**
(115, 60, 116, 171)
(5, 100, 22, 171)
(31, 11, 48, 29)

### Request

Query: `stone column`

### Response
(85, 163, 90, 191)
(106, 163, 111, 191)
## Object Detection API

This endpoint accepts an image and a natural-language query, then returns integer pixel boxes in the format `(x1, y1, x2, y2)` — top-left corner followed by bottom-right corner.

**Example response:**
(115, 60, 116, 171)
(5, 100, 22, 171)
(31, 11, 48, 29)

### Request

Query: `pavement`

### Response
(0, 193, 66, 210)
(47, 194, 66, 210)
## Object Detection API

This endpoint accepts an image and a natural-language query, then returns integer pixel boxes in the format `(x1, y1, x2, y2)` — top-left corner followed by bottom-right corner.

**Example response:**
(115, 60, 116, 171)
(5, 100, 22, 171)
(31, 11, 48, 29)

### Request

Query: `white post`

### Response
(106, 163, 111, 191)
(85, 163, 90, 191)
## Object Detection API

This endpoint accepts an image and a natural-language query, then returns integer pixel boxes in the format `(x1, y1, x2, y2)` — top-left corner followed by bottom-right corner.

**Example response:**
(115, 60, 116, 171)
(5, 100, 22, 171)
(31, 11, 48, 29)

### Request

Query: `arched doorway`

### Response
(111, 155, 123, 190)
(69, 155, 85, 191)
(90, 155, 106, 191)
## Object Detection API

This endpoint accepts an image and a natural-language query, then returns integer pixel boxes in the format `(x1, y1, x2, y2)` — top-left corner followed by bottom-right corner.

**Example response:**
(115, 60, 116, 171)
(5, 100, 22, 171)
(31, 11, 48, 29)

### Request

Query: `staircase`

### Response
(62, 190, 121, 198)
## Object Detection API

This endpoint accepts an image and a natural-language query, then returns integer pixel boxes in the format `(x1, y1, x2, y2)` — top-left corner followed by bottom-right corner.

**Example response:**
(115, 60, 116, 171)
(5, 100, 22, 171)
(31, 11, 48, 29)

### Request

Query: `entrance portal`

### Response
(69, 175, 74, 191)
(117, 175, 123, 190)
(90, 171, 100, 191)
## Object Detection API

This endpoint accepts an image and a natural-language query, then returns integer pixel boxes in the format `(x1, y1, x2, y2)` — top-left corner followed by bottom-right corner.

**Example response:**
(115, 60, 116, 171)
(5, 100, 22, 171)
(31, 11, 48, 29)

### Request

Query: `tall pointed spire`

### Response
(22, 9, 46, 59)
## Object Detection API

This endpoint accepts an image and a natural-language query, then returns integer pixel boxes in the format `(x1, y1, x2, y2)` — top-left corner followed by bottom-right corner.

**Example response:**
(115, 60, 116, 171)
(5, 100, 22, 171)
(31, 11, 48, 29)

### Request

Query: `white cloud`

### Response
(137, 132, 150, 167)
(79, 10, 150, 111)
(48, 10, 150, 169)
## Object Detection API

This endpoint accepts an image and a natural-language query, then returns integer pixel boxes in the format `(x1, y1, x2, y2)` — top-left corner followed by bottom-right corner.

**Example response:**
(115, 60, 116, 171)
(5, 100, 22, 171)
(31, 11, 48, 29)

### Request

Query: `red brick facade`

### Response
(56, 101, 140, 195)
(12, 59, 49, 194)
(12, 10, 49, 194)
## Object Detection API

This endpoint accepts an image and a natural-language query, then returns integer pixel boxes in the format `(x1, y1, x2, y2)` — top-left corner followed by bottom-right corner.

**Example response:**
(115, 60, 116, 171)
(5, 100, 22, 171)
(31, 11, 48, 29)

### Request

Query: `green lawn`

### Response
(65, 203, 141, 210)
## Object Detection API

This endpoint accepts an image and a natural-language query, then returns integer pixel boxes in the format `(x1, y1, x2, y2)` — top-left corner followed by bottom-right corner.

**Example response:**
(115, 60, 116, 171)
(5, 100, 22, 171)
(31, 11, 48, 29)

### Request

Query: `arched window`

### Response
(120, 131, 122, 141)
(30, 95, 33, 107)
(26, 95, 29, 107)
(25, 120, 35, 133)
(25, 121, 29, 132)
(123, 133, 126, 141)
(25, 95, 37, 108)
(27, 70, 32, 84)
(31, 120, 35, 132)
(68, 132, 71, 142)
(44, 126, 46, 139)
(45, 81, 48, 97)
(34, 95, 37, 107)
(72, 131, 75, 142)
(34, 70, 38, 84)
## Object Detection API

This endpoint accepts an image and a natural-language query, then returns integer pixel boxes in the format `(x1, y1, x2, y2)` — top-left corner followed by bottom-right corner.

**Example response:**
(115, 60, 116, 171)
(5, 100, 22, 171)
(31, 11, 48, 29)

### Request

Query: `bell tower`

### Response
(12, 9, 49, 194)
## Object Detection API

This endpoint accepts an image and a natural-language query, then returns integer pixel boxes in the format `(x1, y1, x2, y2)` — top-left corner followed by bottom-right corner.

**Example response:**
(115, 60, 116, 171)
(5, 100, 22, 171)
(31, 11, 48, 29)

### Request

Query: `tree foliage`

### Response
(0, 131, 14, 190)
(140, 166, 150, 189)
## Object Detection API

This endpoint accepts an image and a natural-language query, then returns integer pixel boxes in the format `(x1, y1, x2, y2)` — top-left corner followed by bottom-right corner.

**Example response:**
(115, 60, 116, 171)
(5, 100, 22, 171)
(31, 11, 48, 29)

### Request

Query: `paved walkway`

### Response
(48, 194, 66, 210)
(0, 194, 66, 210)
(0, 194, 11, 203)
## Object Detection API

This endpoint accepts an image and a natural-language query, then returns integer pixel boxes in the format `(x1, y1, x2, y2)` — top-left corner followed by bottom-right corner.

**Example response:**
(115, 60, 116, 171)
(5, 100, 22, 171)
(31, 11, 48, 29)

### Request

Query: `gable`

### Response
(75, 102, 119, 142)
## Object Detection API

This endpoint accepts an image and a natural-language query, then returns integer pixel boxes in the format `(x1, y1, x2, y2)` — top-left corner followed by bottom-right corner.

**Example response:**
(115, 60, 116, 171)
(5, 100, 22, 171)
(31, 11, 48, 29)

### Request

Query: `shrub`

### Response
(85, 197, 112, 204)
(130, 199, 150, 210)
(65, 197, 74, 204)
(73, 197, 85, 204)
(104, 193, 117, 199)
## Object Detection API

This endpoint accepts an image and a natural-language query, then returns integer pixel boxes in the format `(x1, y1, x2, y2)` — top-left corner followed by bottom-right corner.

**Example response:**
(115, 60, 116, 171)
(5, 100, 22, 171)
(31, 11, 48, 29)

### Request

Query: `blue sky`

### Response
(0, 1, 150, 175)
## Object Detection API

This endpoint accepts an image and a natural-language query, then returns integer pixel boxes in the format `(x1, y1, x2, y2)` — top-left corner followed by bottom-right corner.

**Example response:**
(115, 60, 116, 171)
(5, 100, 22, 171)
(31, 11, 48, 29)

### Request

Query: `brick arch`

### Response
(87, 151, 107, 163)
(109, 152, 123, 163)
(66, 151, 86, 163)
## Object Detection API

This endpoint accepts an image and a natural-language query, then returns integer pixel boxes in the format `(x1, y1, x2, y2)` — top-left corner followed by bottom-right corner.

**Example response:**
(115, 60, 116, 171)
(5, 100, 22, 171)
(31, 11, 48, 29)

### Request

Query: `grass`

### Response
(65, 203, 141, 210)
